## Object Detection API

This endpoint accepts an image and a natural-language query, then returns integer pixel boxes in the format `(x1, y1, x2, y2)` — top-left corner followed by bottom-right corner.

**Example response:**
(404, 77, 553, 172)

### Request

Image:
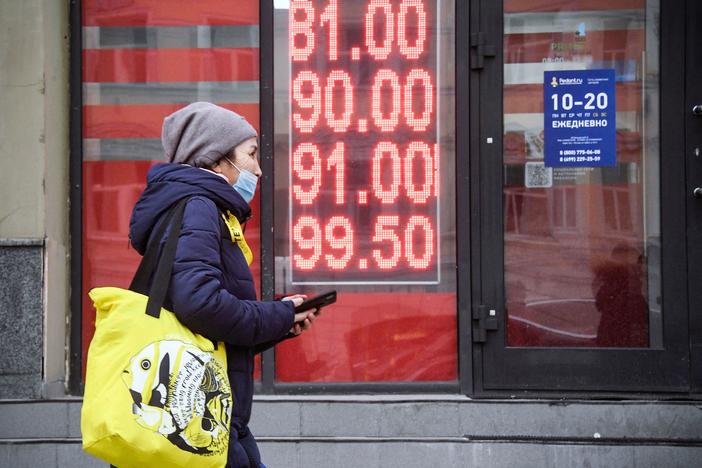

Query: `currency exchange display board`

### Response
(288, 0, 440, 284)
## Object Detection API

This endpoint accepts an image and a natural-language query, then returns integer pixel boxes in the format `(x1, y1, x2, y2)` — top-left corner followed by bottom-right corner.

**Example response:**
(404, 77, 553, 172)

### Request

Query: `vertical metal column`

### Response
(68, 0, 84, 396)
(259, 0, 276, 393)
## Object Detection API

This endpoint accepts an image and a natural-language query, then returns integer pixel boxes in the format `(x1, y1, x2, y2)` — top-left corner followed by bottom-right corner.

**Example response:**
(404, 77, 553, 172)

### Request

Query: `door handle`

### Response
(694, 187, 702, 199)
(693, 105, 702, 116)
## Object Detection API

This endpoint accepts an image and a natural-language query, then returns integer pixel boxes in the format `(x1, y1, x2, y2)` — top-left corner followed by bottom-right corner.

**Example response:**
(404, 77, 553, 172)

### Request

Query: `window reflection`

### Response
(81, 1, 263, 376)
(503, 0, 660, 348)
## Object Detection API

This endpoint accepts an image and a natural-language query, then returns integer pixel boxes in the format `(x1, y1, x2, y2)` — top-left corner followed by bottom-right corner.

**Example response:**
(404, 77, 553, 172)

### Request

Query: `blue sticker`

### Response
(543, 69, 616, 168)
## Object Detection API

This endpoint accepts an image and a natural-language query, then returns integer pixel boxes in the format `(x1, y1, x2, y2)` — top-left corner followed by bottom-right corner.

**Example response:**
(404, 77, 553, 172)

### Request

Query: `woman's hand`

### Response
(289, 309, 319, 335)
(281, 294, 306, 308)
(281, 294, 319, 335)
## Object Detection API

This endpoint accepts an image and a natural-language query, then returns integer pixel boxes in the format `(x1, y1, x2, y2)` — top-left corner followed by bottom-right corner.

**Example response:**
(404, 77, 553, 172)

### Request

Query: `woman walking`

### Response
(127, 102, 317, 467)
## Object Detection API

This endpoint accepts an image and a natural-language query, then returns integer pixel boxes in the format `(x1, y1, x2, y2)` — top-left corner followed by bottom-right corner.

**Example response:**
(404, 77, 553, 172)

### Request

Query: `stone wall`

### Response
(0, 241, 44, 399)
(1, 398, 701, 467)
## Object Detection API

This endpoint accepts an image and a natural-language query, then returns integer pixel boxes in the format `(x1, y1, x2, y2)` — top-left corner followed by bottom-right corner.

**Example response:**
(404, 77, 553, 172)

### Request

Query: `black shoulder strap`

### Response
(130, 204, 179, 294)
(129, 197, 190, 318)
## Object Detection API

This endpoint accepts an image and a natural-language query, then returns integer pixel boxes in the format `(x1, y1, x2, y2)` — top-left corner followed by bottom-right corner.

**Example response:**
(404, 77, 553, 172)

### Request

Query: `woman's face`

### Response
(212, 137, 261, 184)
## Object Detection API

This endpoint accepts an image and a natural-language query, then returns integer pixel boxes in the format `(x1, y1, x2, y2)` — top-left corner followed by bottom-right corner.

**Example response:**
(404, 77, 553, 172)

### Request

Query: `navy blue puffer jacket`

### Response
(129, 163, 294, 467)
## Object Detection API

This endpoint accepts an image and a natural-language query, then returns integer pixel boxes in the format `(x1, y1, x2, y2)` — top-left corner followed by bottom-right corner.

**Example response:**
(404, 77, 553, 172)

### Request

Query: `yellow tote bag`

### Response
(81, 198, 232, 468)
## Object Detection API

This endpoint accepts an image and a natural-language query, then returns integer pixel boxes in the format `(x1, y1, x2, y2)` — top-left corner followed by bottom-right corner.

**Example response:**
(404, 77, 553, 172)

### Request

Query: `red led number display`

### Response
(289, 0, 439, 283)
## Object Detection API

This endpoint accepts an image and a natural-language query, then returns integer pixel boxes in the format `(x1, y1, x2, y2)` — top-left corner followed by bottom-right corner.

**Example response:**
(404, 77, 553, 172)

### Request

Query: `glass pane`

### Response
(81, 0, 263, 377)
(274, 0, 457, 381)
(503, 0, 662, 348)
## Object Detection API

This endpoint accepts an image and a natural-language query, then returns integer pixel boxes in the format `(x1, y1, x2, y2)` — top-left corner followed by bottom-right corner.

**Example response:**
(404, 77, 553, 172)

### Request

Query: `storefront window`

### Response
(81, 0, 262, 376)
(503, 0, 662, 348)
(273, 0, 457, 381)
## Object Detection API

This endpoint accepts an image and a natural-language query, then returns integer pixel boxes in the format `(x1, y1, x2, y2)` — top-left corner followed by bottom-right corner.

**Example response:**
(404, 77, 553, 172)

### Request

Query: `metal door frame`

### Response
(470, 0, 693, 396)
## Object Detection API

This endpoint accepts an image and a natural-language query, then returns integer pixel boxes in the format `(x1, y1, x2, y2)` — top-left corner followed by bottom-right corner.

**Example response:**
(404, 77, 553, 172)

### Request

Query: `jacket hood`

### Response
(129, 163, 252, 254)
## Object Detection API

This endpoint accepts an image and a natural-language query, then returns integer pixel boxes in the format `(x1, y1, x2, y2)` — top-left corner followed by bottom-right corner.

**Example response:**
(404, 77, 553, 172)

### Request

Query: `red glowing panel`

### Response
(358, 190, 368, 204)
(289, 0, 438, 284)
(372, 142, 402, 204)
(404, 69, 434, 131)
(325, 70, 354, 132)
(325, 216, 355, 269)
(319, 0, 339, 60)
(293, 216, 322, 269)
(405, 216, 434, 269)
(372, 215, 402, 269)
(292, 71, 321, 133)
(290, 0, 316, 62)
(275, 292, 457, 382)
(405, 141, 433, 204)
(398, 0, 427, 59)
(372, 69, 402, 132)
(365, 0, 394, 60)
(327, 142, 346, 204)
(433, 143, 440, 197)
(292, 143, 322, 204)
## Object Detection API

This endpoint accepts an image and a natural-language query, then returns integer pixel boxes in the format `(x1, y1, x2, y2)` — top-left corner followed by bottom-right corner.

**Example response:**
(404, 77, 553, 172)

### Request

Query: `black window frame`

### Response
(254, 0, 466, 395)
(67, 0, 469, 396)
(68, 0, 84, 396)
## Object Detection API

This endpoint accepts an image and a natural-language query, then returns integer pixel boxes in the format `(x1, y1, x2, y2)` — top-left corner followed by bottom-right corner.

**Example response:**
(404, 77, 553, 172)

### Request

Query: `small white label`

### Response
(486, 137, 494, 144)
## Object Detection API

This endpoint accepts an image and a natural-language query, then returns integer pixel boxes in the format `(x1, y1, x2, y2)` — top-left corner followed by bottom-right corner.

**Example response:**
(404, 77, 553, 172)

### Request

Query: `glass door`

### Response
(473, 0, 690, 392)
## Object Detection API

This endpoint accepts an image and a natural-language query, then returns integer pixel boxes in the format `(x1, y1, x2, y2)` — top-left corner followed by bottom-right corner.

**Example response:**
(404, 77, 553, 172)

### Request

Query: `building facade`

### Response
(0, 0, 701, 466)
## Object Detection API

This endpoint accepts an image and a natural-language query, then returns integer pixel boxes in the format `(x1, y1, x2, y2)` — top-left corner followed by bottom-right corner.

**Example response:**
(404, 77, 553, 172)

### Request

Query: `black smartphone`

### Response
(294, 290, 337, 313)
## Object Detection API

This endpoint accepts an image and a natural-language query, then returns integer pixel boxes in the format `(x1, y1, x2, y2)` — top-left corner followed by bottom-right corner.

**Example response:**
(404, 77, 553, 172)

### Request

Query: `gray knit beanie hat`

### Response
(162, 102, 257, 167)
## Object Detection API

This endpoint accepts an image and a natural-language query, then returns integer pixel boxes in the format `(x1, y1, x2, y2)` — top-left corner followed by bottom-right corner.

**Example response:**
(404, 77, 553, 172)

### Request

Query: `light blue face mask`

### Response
(225, 157, 258, 204)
